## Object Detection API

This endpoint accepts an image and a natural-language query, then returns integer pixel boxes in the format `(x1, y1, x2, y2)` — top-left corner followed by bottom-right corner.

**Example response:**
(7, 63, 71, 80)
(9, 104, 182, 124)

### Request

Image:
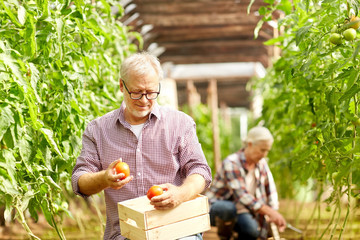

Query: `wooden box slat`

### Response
(120, 213, 211, 240)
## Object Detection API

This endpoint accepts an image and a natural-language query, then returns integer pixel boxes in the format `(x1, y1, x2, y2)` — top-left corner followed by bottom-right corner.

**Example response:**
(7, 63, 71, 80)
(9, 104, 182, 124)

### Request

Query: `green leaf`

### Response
(254, 19, 264, 39)
(1, 149, 17, 186)
(25, 94, 43, 130)
(0, 54, 27, 93)
(0, 106, 14, 140)
(40, 128, 62, 157)
(339, 84, 360, 103)
(19, 138, 32, 162)
(44, 175, 61, 190)
(0, 0, 22, 28)
(353, 42, 360, 62)
(20, 189, 36, 212)
(28, 198, 39, 222)
(40, 199, 54, 227)
(29, 63, 41, 102)
(17, 5, 26, 25)
(56, 17, 64, 58)
(264, 36, 284, 46)
(38, 0, 49, 20)
(295, 25, 312, 46)
(0, 177, 19, 195)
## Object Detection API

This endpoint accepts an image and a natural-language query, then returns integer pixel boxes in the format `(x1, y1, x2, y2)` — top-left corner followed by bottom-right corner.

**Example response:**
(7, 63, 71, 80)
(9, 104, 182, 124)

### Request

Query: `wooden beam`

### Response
(138, 12, 262, 27)
(149, 25, 273, 42)
(175, 76, 250, 83)
(159, 54, 270, 67)
(159, 39, 268, 51)
(132, 1, 267, 14)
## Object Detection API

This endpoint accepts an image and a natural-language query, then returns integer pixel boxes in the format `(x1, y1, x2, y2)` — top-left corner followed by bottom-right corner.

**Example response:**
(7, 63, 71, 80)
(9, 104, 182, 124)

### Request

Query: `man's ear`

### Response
(119, 78, 124, 92)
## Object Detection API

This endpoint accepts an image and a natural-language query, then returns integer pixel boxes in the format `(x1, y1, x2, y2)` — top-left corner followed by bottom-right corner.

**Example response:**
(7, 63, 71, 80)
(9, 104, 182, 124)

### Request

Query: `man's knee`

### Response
(209, 200, 237, 225)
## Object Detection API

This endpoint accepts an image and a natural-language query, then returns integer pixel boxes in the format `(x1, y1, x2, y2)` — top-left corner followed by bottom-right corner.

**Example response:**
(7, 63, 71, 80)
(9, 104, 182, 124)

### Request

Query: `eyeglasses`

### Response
(122, 80, 161, 100)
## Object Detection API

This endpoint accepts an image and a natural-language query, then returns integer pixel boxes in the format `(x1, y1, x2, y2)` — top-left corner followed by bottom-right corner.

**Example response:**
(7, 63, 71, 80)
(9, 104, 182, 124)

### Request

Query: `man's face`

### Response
(248, 140, 272, 163)
(120, 69, 159, 124)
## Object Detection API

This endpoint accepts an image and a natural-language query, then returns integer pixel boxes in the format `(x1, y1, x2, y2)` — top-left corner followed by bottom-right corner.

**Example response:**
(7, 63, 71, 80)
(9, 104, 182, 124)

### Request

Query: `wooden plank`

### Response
(158, 40, 269, 54)
(121, 214, 210, 240)
(139, 13, 262, 27)
(151, 25, 274, 42)
(144, 195, 209, 230)
(118, 197, 148, 230)
(132, 1, 267, 14)
(159, 53, 270, 67)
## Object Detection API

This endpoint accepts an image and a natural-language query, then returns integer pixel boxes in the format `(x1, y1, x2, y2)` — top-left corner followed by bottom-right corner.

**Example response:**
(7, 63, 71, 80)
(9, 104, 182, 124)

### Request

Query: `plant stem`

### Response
(14, 204, 41, 240)
(339, 95, 358, 238)
(305, 183, 322, 236)
(319, 198, 338, 240)
(329, 188, 342, 240)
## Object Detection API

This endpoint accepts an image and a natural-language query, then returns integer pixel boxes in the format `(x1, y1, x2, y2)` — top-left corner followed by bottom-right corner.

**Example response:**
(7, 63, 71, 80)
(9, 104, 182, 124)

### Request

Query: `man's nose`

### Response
(138, 94, 149, 102)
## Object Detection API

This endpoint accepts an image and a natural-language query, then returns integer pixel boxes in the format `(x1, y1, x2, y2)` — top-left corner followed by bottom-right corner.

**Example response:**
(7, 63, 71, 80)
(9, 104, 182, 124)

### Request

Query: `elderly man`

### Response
(206, 126, 286, 240)
(72, 52, 212, 240)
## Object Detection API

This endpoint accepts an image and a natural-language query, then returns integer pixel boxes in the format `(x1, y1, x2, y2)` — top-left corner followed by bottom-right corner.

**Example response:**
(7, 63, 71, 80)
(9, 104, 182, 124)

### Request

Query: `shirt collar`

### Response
(117, 101, 161, 126)
(238, 149, 259, 171)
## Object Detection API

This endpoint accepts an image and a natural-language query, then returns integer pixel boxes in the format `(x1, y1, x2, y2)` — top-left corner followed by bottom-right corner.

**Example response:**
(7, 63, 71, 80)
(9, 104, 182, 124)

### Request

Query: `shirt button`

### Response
(137, 148, 140, 152)
(137, 172, 141, 176)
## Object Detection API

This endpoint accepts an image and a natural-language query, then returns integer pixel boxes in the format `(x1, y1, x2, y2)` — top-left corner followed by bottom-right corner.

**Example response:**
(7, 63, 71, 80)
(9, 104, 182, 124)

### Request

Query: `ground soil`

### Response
(1, 198, 360, 240)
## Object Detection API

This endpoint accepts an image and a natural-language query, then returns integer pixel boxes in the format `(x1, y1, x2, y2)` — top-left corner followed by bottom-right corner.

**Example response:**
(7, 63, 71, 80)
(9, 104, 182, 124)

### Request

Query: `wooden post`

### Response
(207, 79, 221, 172)
(186, 80, 200, 117)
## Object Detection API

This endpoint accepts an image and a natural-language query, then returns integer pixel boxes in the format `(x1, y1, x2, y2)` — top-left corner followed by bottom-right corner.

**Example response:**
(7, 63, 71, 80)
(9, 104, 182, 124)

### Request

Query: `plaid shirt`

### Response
(206, 150, 279, 239)
(72, 102, 212, 240)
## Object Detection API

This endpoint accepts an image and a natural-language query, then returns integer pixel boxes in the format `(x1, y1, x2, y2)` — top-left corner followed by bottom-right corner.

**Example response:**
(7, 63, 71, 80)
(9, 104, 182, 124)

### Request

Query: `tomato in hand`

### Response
(114, 161, 130, 180)
(147, 185, 163, 200)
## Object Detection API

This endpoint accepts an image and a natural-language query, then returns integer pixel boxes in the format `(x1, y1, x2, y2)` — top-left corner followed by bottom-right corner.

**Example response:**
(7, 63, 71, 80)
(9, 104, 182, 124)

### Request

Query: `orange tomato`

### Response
(147, 185, 163, 200)
(350, 15, 360, 29)
(115, 161, 130, 180)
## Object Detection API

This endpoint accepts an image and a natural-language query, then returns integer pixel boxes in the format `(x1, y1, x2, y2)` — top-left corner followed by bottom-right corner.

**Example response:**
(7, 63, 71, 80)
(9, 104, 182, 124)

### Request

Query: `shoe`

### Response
(215, 216, 236, 240)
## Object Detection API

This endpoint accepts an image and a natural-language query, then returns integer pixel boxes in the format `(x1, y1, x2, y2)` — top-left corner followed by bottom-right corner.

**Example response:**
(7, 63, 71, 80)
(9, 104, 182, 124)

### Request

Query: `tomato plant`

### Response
(115, 162, 130, 180)
(147, 185, 164, 200)
(251, 0, 360, 238)
(0, 0, 139, 238)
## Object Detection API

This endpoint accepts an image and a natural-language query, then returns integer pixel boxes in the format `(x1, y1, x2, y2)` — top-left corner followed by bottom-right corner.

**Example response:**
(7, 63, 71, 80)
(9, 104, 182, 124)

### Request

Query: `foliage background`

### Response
(0, 0, 139, 238)
(250, 0, 360, 237)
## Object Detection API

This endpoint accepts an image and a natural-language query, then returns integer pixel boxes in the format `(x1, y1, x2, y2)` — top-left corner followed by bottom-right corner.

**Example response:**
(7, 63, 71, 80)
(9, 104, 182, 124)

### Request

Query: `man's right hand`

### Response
(78, 159, 133, 196)
(106, 159, 133, 190)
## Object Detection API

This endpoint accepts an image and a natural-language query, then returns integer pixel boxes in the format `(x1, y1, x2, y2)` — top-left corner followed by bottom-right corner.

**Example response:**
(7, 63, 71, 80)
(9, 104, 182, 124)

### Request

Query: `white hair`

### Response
(244, 126, 273, 145)
(120, 52, 163, 83)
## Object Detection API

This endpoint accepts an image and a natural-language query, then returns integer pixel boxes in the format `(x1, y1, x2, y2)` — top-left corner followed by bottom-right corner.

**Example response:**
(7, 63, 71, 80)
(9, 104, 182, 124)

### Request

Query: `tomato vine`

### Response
(252, 0, 360, 238)
(0, 0, 138, 238)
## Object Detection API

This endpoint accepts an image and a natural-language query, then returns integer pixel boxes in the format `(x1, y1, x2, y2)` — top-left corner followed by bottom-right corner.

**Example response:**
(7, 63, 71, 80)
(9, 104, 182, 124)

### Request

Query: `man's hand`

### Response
(78, 159, 133, 196)
(149, 174, 206, 210)
(149, 183, 183, 210)
(105, 159, 133, 190)
(258, 205, 287, 232)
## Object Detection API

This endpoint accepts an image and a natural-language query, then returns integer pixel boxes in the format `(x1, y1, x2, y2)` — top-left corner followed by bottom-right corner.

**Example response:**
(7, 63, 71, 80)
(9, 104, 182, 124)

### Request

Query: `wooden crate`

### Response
(118, 194, 211, 240)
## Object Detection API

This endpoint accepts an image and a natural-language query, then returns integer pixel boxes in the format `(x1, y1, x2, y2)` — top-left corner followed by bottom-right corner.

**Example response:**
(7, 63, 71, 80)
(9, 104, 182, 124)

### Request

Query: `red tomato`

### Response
(147, 185, 163, 200)
(114, 161, 130, 180)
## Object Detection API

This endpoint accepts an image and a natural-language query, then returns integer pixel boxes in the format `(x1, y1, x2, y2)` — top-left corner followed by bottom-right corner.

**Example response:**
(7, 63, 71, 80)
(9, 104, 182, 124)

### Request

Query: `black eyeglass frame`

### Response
(122, 80, 161, 100)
